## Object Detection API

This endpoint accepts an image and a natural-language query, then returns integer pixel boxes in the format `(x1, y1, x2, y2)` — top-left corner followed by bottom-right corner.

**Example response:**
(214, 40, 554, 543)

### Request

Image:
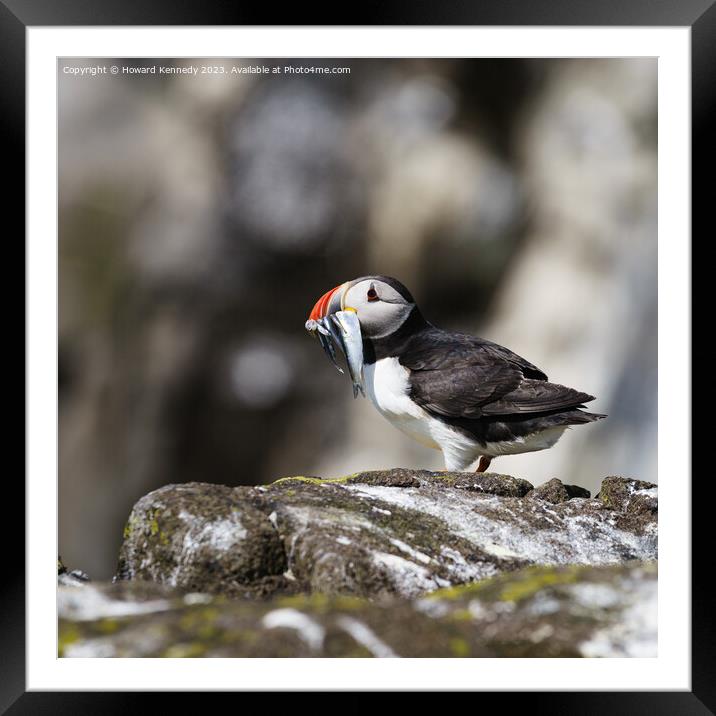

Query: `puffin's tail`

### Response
(570, 408, 607, 423)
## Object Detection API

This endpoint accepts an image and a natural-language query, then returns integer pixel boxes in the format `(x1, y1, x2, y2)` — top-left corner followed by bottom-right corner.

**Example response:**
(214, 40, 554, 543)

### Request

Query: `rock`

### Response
(526, 478, 591, 504)
(417, 561, 658, 658)
(116, 483, 290, 598)
(116, 471, 657, 599)
(59, 561, 656, 657)
(419, 471, 534, 497)
(597, 476, 657, 513)
(343, 468, 422, 488)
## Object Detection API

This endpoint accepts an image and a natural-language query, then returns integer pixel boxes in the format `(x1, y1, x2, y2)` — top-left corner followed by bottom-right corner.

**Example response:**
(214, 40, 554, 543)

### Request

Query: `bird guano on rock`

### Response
(306, 275, 605, 473)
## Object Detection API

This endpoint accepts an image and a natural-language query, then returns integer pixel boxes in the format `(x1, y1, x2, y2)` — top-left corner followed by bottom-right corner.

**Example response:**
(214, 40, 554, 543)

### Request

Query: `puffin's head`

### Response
(308, 275, 417, 339)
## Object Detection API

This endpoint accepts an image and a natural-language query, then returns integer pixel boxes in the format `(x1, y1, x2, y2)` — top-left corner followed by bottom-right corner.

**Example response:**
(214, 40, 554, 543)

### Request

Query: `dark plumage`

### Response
(365, 304, 604, 453)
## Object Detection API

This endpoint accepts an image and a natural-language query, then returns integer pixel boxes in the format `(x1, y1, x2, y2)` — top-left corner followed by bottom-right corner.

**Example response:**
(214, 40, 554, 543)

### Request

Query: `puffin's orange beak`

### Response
(308, 283, 345, 321)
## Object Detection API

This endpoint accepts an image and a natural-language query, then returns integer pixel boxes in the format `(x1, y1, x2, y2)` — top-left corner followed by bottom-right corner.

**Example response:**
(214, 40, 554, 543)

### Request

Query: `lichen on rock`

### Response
(115, 471, 657, 600)
(116, 482, 290, 597)
(59, 561, 657, 658)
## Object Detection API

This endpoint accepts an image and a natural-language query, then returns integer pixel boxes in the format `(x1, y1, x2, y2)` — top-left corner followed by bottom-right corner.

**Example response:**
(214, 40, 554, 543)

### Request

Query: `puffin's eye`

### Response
(367, 287, 378, 302)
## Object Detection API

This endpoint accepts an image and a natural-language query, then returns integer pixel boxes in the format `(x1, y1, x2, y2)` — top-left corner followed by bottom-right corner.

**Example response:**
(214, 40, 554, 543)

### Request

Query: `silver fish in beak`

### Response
(305, 317, 343, 374)
(329, 310, 365, 398)
(306, 282, 365, 398)
(305, 312, 365, 398)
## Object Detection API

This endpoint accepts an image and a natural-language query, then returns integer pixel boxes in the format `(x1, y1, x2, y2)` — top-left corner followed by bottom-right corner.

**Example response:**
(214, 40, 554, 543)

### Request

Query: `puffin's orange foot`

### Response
(476, 456, 492, 473)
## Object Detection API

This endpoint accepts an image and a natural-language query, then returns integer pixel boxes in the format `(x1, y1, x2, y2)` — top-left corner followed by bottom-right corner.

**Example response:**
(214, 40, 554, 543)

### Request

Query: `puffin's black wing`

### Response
(476, 378, 596, 416)
(402, 331, 547, 379)
(401, 330, 594, 420)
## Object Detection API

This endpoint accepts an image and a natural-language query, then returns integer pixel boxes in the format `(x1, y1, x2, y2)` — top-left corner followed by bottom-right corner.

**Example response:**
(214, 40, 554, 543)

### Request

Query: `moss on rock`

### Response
(115, 472, 656, 601)
(59, 562, 657, 658)
(116, 482, 288, 597)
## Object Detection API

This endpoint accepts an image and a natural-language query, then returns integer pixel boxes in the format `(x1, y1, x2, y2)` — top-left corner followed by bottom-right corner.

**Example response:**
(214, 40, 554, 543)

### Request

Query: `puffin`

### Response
(307, 275, 605, 472)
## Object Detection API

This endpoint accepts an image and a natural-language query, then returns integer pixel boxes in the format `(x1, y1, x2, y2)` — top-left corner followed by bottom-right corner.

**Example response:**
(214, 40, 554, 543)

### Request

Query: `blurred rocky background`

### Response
(59, 58, 657, 579)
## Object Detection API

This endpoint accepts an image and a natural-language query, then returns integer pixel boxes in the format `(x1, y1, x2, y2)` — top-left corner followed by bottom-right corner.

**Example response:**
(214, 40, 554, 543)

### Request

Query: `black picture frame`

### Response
(7, 0, 707, 712)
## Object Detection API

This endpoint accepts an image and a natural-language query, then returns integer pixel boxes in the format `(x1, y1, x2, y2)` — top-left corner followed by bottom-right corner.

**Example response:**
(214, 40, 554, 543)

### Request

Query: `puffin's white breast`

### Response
(362, 358, 480, 465)
(363, 358, 436, 448)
